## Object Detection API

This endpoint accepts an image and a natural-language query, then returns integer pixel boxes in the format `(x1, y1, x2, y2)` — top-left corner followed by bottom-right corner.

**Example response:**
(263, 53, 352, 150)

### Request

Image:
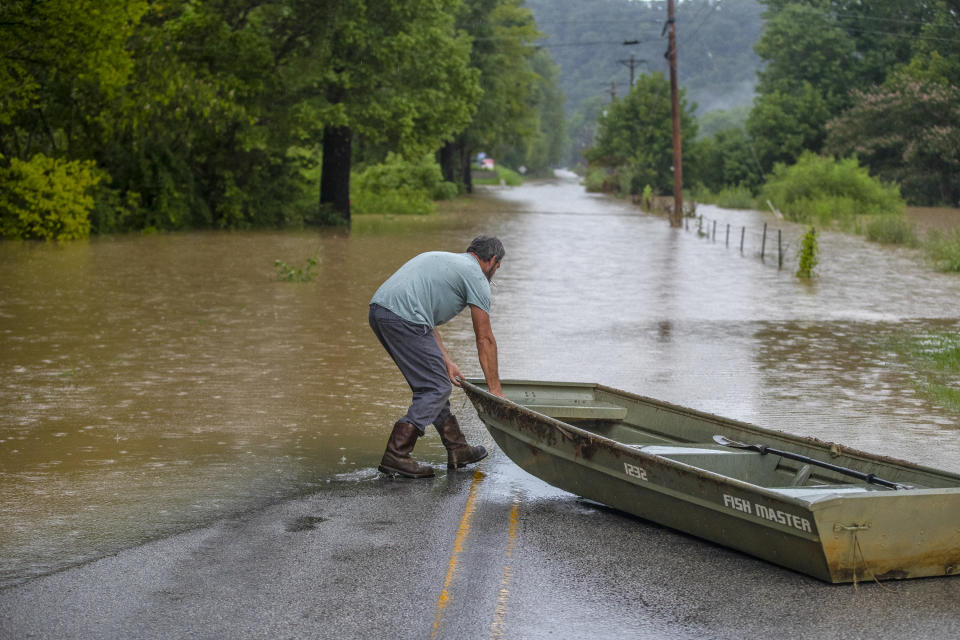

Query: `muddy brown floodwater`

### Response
(1, 173, 959, 588)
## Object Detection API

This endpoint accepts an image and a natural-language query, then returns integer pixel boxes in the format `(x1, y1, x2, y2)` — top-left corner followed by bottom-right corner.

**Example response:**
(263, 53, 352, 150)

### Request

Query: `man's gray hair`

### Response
(466, 236, 505, 262)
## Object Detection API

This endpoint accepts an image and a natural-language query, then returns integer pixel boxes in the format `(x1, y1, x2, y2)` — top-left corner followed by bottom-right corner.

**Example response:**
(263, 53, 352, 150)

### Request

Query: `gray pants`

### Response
(369, 304, 453, 434)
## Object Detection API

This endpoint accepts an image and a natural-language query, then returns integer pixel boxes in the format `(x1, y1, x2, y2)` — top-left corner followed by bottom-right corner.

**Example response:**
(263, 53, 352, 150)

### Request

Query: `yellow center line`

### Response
(489, 497, 520, 640)
(430, 468, 485, 640)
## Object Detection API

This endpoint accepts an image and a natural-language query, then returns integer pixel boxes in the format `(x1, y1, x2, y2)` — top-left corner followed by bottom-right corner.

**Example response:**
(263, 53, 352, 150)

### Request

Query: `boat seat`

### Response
(525, 403, 628, 421)
(767, 485, 877, 500)
(640, 445, 743, 456)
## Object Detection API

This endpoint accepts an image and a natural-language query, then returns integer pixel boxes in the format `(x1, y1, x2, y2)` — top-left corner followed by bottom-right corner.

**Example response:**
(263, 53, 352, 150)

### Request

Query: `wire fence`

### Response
(682, 213, 806, 271)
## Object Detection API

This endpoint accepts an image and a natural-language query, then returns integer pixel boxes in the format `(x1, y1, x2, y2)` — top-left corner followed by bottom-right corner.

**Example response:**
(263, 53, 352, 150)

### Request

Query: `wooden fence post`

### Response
(778, 229, 783, 269)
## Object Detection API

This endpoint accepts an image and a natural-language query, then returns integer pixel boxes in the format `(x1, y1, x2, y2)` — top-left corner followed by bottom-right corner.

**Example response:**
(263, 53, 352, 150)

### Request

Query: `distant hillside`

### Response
(526, 0, 765, 116)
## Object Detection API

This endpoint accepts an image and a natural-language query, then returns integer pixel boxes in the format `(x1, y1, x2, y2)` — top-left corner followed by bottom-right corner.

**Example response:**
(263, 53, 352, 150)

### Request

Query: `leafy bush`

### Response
(795, 227, 819, 278)
(615, 165, 638, 198)
(494, 166, 523, 187)
(0, 154, 103, 240)
(689, 183, 755, 210)
(352, 153, 457, 215)
(864, 214, 916, 245)
(759, 152, 904, 227)
(714, 185, 756, 210)
(583, 168, 609, 193)
(354, 189, 433, 216)
(275, 252, 319, 282)
(926, 229, 960, 272)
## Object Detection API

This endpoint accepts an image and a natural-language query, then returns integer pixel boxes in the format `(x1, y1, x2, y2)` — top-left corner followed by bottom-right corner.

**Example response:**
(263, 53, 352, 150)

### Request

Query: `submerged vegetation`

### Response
(795, 227, 819, 279)
(890, 332, 960, 413)
(275, 253, 319, 282)
(926, 230, 960, 273)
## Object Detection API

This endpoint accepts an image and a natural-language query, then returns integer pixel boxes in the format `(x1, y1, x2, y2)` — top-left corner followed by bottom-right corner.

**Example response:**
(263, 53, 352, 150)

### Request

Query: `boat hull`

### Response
(462, 379, 960, 583)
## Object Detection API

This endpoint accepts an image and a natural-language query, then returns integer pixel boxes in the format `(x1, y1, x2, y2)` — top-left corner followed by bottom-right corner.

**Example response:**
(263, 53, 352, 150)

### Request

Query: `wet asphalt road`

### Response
(3, 415, 960, 640)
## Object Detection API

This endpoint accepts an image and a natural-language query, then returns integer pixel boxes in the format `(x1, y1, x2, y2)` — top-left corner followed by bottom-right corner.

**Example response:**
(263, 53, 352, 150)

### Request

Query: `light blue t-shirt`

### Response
(371, 251, 491, 328)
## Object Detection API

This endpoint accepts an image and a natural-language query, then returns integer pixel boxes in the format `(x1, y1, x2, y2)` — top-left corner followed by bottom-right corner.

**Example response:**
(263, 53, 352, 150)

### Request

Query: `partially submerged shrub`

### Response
(926, 229, 960, 272)
(864, 214, 917, 245)
(0, 154, 103, 240)
(759, 152, 904, 227)
(275, 252, 319, 282)
(583, 168, 609, 193)
(714, 184, 755, 210)
(796, 226, 819, 278)
(352, 153, 456, 215)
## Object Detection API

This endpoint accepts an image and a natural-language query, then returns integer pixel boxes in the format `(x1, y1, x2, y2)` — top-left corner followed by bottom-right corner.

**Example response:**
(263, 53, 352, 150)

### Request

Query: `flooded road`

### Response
(2, 173, 959, 589)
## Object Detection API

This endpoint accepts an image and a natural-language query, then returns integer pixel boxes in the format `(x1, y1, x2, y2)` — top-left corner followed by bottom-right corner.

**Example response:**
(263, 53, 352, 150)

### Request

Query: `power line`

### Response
(537, 38, 657, 49)
(677, 1, 720, 47)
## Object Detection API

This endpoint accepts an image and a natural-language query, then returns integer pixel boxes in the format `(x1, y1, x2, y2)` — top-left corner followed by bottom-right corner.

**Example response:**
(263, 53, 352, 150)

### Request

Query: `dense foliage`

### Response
(744, 0, 960, 206)
(436, 0, 566, 193)
(0, 155, 102, 240)
(576, 0, 960, 209)
(586, 72, 697, 196)
(352, 154, 458, 215)
(759, 152, 904, 225)
(0, 0, 556, 238)
(826, 69, 960, 207)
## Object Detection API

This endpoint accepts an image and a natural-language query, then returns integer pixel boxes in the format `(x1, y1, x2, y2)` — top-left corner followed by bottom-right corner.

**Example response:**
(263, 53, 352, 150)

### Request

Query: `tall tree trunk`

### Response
(460, 141, 473, 194)
(440, 136, 473, 193)
(438, 141, 457, 184)
(320, 125, 352, 224)
(940, 170, 956, 207)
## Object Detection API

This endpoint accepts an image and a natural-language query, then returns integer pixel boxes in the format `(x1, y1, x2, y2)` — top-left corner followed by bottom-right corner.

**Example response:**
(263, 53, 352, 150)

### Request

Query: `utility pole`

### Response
(666, 0, 683, 228)
(617, 55, 646, 88)
(608, 81, 617, 101)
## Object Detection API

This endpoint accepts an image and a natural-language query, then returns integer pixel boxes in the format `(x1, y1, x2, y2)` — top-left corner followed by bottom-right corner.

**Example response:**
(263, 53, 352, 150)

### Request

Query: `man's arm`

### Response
(470, 305, 504, 398)
(433, 329, 463, 386)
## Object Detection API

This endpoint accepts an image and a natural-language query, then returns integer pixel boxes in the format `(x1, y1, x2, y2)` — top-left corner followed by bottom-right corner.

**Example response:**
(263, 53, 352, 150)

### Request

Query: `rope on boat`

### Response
(847, 528, 898, 593)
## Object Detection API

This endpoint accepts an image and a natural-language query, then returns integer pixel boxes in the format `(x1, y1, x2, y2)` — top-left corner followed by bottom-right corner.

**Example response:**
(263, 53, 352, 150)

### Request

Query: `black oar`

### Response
(712, 435, 912, 490)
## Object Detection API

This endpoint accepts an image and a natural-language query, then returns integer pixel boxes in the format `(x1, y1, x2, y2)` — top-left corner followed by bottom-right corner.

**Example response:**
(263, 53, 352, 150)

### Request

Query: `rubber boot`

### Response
(378, 421, 435, 478)
(435, 414, 487, 469)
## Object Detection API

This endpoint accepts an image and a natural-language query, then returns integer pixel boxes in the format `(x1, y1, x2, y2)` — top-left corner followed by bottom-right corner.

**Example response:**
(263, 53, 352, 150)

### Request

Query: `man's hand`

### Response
(447, 360, 464, 386)
(434, 329, 463, 386)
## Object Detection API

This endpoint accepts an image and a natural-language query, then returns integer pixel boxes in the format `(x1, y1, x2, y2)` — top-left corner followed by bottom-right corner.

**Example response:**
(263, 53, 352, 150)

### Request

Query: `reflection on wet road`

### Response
(1, 174, 958, 588)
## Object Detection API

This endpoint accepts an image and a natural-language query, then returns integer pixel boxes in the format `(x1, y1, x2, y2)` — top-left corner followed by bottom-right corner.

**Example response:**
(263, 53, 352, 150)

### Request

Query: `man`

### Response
(369, 236, 505, 478)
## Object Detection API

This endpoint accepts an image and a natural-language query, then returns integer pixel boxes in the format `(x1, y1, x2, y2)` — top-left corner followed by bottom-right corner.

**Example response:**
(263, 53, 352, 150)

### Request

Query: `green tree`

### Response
(566, 96, 605, 168)
(586, 72, 697, 195)
(497, 48, 567, 175)
(0, 0, 148, 138)
(747, 0, 948, 179)
(909, 3, 960, 85)
(0, 155, 102, 240)
(438, 0, 542, 192)
(746, 3, 854, 171)
(695, 127, 764, 193)
(318, 0, 480, 220)
(826, 68, 960, 206)
(746, 83, 830, 171)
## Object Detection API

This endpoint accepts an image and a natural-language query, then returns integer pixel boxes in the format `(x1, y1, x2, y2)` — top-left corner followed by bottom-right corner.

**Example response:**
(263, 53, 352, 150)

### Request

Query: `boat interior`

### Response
(516, 395, 932, 496)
